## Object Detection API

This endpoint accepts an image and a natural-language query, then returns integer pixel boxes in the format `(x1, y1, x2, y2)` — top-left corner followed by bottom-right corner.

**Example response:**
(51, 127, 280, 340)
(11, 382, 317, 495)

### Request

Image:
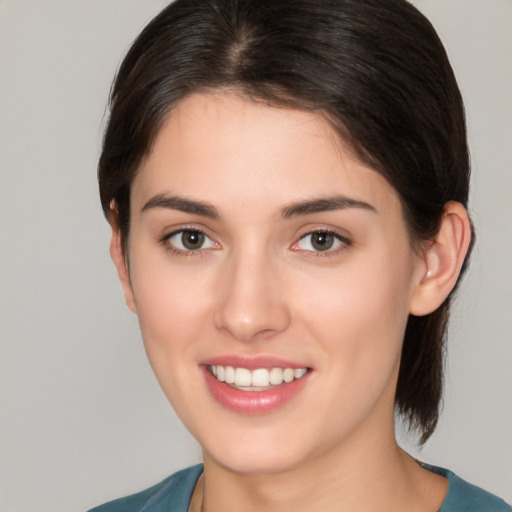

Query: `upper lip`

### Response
(200, 355, 311, 370)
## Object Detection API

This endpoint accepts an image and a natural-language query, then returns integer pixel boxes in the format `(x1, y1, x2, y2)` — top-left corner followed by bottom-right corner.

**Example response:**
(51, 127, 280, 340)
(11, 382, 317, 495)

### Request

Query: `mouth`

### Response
(201, 358, 312, 414)
(208, 364, 309, 391)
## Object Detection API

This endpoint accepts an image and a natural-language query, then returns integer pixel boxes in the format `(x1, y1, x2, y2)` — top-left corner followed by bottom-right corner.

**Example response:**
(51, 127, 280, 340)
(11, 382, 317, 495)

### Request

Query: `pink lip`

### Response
(201, 355, 309, 370)
(200, 356, 312, 415)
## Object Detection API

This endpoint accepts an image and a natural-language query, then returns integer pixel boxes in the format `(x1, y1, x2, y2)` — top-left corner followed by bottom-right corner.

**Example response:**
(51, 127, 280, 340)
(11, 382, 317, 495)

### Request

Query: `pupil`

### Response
(182, 231, 204, 250)
(312, 232, 334, 251)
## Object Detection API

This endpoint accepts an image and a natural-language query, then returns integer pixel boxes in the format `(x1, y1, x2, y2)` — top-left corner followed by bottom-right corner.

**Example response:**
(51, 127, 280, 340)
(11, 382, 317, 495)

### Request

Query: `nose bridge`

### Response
(214, 244, 290, 342)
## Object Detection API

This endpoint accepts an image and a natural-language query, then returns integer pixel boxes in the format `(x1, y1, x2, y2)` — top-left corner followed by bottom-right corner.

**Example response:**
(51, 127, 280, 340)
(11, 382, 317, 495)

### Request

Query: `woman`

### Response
(91, 0, 510, 511)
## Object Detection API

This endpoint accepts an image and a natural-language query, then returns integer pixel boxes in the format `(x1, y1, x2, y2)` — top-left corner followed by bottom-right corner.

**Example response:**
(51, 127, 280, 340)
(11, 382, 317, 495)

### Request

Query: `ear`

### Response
(109, 211, 137, 314)
(409, 201, 472, 316)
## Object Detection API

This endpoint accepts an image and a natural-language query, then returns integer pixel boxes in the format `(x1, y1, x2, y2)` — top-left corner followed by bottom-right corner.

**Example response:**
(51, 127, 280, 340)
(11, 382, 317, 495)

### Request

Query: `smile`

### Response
(202, 359, 312, 414)
(209, 365, 308, 390)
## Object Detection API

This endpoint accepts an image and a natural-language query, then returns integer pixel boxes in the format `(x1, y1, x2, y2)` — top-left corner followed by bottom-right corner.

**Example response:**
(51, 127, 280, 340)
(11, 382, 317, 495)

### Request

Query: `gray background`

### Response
(0, 1, 510, 511)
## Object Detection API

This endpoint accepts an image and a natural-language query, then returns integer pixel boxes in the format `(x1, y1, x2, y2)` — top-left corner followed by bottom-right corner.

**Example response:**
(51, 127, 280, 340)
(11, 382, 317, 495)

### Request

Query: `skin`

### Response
(111, 92, 471, 512)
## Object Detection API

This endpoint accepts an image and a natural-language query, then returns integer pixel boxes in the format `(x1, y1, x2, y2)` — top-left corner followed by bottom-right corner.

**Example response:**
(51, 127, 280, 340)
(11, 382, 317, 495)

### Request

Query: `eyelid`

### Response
(290, 228, 352, 254)
(160, 226, 220, 254)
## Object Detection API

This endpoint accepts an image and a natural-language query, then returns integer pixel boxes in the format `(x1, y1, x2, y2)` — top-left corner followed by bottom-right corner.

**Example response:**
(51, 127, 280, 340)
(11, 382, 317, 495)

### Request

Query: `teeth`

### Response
(225, 366, 235, 384)
(234, 368, 252, 387)
(210, 365, 308, 389)
(251, 368, 269, 387)
(294, 368, 307, 379)
(269, 367, 284, 385)
(283, 368, 295, 383)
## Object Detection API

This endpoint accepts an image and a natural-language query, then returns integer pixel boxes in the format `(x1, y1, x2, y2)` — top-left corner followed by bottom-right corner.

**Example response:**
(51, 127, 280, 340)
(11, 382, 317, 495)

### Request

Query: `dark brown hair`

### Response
(98, 0, 473, 443)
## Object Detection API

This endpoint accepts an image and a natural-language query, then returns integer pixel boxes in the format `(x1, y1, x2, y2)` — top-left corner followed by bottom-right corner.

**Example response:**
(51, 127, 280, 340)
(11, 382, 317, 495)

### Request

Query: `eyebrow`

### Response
(280, 195, 377, 218)
(141, 194, 220, 219)
(141, 193, 376, 220)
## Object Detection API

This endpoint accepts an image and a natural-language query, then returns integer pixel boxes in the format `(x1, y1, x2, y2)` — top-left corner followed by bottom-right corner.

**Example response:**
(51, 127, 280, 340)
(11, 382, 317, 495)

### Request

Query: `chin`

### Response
(206, 445, 308, 475)
(198, 420, 322, 476)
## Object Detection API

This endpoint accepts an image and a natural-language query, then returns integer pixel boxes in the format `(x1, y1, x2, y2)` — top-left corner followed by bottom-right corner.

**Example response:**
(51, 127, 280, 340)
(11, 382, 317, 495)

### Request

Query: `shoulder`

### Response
(88, 464, 203, 512)
(424, 464, 511, 512)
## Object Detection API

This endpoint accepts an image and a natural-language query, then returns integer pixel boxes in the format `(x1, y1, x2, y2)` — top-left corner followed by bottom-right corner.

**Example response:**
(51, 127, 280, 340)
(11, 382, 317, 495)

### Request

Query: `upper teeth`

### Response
(211, 365, 307, 388)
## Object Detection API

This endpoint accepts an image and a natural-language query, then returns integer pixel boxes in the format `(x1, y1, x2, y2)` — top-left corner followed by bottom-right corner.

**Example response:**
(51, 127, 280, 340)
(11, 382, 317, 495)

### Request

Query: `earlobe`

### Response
(109, 212, 137, 314)
(409, 201, 472, 316)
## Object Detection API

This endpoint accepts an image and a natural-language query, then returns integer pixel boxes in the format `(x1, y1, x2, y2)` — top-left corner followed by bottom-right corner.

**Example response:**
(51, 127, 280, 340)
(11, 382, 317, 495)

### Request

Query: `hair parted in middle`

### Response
(98, 0, 473, 443)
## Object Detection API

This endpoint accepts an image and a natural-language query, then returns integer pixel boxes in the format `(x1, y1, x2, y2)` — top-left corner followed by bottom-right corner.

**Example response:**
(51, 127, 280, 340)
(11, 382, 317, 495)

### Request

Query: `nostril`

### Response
(213, 304, 291, 343)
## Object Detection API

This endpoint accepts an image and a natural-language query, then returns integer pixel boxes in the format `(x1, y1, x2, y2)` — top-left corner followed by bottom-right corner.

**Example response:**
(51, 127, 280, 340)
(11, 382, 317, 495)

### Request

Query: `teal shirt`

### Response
(89, 464, 510, 512)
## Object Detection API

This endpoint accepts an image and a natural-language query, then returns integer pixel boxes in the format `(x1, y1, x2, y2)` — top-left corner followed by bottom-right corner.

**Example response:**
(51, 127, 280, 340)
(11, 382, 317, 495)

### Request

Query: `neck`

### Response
(196, 426, 446, 512)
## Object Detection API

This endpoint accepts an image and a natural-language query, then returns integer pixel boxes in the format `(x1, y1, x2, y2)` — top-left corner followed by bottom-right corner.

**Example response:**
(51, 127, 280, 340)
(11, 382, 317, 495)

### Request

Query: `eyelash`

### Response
(159, 227, 218, 257)
(159, 228, 352, 257)
(291, 229, 352, 257)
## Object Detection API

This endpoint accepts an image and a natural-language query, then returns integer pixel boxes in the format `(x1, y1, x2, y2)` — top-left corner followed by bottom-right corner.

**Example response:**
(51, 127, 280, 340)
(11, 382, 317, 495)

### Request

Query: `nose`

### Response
(213, 249, 291, 342)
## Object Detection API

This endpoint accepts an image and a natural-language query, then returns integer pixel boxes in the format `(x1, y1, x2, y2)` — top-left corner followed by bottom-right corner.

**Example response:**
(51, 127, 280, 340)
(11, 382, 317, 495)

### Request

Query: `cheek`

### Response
(298, 255, 411, 338)
(129, 236, 211, 329)
(134, 275, 207, 342)
(128, 251, 214, 386)
(293, 250, 414, 385)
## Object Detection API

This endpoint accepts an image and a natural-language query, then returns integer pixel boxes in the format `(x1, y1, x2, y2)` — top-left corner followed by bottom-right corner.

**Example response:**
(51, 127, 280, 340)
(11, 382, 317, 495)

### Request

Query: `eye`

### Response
(293, 230, 349, 253)
(164, 229, 217, 252)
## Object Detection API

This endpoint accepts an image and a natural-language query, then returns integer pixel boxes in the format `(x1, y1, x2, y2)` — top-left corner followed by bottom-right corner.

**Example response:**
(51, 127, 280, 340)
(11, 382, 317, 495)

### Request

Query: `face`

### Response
(116, 92, 428, 474)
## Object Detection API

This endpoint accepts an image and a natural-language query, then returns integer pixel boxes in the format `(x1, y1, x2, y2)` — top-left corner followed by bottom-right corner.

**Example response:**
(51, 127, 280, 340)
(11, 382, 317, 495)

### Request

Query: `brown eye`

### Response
(166, 229, 216, 252)
(310, 232, 335, 251)
(294, 231, 349, 253)
(181, 230, 205, 250)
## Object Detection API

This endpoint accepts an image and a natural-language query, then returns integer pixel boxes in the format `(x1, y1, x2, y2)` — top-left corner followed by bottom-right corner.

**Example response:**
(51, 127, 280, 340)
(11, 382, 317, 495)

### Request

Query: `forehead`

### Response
(133, 92, 401, 216)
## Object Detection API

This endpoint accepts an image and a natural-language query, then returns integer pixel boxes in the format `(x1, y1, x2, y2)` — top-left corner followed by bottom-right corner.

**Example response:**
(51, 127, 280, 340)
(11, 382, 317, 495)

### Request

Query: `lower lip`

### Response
(202, 366, 310, 414)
